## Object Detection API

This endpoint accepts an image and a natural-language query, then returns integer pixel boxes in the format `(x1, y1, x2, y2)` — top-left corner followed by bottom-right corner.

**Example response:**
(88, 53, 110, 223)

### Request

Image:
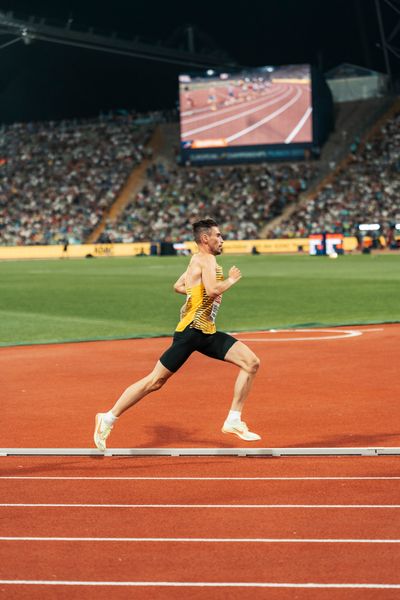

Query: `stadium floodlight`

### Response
(358, 224, 380, 231)
(206, 69, 215, 76)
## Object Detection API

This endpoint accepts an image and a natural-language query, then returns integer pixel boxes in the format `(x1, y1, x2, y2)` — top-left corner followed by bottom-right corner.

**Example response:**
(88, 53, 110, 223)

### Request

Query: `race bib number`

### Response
(210, 294, 222, 323)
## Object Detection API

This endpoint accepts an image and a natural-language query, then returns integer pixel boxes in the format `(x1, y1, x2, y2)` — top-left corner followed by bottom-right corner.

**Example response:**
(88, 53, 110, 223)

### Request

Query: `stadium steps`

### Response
(319, 96, 394, 167)
(261, 95, 397, 237)
(86, 126, 163, 243)
(156, 122, 180, 164)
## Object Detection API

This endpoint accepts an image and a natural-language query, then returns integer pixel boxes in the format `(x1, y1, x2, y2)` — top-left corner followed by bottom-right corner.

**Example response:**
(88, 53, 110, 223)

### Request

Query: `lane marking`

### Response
(236, 328, 362, 342)
(0, 580, 399, 589)
(285, 106, 312, 143)
(235, 328, 384, 334)
(1, 503, 400, 509)
(232, 327, 384, 335)
(226, 87, 302, 143)
(1, 536, 400, 543)
(1, 476, 400, 481)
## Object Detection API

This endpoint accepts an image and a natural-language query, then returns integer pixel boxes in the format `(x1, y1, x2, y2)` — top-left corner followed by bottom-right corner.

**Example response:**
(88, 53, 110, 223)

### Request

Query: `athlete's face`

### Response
(206, 227, 224, 255)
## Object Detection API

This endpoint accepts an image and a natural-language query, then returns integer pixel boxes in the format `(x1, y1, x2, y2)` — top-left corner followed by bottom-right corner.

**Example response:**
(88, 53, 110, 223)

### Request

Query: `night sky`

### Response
(0, 0, 394, 122)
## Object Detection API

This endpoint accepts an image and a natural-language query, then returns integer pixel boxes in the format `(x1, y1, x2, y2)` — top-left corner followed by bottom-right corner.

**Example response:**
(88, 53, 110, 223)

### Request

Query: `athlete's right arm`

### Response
(173, 271, 187, 295)
(201, 254, 241, 299)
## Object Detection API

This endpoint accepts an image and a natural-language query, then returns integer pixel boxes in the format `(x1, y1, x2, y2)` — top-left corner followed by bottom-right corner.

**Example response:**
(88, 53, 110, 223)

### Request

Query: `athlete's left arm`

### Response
(173, 271, 187, 295)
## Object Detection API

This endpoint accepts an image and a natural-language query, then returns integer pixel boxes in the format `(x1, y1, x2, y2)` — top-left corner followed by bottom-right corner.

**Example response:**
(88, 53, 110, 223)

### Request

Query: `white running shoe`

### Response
(221, 419, 261, 441)
(94, 413, 113, 451)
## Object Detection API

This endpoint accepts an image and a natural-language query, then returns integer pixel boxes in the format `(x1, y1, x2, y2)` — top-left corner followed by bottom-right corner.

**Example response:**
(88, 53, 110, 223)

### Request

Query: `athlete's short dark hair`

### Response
(192, 218, 218, 243)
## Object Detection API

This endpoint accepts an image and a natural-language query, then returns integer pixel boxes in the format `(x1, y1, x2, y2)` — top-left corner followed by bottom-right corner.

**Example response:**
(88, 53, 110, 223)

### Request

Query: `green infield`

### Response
(0, 253, 399, 346)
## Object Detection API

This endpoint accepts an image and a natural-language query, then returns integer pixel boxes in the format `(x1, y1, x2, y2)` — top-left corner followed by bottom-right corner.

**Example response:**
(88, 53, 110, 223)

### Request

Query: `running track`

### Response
(1, 325, 400, 598)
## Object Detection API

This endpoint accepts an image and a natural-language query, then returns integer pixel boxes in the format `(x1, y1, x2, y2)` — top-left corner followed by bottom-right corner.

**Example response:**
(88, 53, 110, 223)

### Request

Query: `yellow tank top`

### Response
(175, 264, 224, 334)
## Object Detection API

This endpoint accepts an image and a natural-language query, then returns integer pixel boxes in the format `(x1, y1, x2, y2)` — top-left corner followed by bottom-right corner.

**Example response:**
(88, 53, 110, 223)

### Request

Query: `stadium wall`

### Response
(0, 237, 359, 260)
(0, 243, 151, 260)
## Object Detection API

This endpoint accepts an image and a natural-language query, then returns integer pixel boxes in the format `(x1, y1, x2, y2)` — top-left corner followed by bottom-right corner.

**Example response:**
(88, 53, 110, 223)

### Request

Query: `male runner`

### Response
(94, 218, 261, 451)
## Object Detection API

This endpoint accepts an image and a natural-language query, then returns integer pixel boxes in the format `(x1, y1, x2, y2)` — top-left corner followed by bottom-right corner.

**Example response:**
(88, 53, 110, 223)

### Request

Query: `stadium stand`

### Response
(1, 98, 398, 248)
(0, 112, 156, 245)
(97, 161, 318, 243)
(266, 104, 400, 241)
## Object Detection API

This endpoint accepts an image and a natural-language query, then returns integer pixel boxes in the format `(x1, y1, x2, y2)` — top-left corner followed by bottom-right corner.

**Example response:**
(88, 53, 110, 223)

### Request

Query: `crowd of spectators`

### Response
(2, 103, 399, 247)
(99, 161, 318, 243)
(0, 112, 156, 245)
(268, 111, 400, 240)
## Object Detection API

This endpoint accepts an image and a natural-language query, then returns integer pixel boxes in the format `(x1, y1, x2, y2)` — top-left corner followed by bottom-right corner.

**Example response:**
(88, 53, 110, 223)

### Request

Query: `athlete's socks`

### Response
(103, 411, 118, 426)
(226, 410, 242, 423)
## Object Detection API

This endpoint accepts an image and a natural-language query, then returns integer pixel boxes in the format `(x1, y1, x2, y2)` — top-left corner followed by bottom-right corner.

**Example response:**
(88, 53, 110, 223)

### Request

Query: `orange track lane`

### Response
(1, 540, 400, 583)
(1, 456, 400, 599)
(2, 506, 400, 539)
(3, 590, 400, 600)
(1, 325, 400, 599)
(1, 477, 400, 505)
(2, 455, 400, 476)
(1, 324, 400, 449)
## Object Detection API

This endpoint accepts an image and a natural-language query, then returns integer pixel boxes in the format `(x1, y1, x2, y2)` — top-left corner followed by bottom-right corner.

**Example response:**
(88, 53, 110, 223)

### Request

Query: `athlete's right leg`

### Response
(94, 361, 173, 451)
(94, 327, 197, 451)
(111, 360, 173, 417)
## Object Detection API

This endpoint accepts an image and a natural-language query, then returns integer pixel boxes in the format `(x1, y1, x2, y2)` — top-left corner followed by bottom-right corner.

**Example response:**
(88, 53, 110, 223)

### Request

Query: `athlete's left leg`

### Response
(222, 341, 261, 441)
(224, 341, 260, 413)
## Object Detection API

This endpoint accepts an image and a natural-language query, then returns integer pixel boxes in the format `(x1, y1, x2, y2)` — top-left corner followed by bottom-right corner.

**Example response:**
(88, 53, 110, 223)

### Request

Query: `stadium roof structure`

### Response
(0, 11, 237, 69)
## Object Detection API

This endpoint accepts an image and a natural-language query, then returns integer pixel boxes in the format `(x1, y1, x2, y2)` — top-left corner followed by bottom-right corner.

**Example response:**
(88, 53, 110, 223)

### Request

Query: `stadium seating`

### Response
(0, 112, 155, 245)
(98, 161, 318, 243)
(2, 102, 399, 248)
(267, 110, 400, 240)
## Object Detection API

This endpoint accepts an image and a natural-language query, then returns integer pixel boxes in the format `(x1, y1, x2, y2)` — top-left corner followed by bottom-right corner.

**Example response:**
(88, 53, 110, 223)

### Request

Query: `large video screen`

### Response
(179, 65, 313, 163)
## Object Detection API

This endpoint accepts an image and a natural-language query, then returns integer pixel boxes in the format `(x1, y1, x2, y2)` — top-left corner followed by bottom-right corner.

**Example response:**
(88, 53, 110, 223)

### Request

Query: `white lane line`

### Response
(235, 326, 385, 342)
(181, 86, 284, 124)
(2, 476, 400, 481)
(181, 87, 293, 137)
(285, 106, 312, 143)
(0, 580, 399, 589)
(233, 328, 384, 335)
(226, 87, 302, 143)
(236, 328, 362, 342)
(1, 504, 400, 509)
(1, 536, 400, 543)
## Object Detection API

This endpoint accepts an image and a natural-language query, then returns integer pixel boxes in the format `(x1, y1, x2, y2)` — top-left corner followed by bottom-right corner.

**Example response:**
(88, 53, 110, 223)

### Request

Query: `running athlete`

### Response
(94, 218, 261, 451)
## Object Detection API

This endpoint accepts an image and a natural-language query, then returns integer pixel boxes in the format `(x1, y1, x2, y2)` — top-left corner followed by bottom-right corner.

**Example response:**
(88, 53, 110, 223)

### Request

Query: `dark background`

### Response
(0, 0, 395, 122)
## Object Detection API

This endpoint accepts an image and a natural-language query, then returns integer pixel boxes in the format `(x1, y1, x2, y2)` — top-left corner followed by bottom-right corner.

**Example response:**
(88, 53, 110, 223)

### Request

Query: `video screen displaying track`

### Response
(179, 65, 312, 149)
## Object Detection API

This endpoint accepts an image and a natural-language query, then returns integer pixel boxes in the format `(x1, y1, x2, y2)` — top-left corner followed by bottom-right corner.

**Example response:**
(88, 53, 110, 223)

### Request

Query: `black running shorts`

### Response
(159, 325, 238, 373)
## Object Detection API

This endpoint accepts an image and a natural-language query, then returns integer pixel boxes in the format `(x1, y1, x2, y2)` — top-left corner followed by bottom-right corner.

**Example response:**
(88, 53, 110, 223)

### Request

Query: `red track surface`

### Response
(2, 325, 399, 448)
(1, 325, 400, 598)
